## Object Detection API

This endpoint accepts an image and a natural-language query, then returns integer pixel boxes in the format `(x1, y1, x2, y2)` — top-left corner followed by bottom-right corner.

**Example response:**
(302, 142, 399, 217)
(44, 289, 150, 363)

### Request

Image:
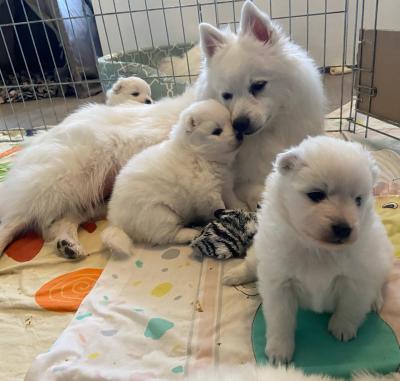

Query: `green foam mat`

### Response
(252, 305, 400, 378)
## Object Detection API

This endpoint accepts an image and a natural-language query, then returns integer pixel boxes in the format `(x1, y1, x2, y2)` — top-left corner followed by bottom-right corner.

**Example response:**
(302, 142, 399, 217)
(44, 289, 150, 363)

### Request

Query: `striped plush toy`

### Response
(191, 209, 257, 260)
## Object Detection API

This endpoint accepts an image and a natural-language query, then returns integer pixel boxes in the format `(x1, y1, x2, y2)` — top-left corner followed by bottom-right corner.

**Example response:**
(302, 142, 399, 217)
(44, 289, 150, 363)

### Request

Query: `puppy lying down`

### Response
(102, 100, 242, 254)
(225, 136, 393, 364)
(106, 76, 153, 105)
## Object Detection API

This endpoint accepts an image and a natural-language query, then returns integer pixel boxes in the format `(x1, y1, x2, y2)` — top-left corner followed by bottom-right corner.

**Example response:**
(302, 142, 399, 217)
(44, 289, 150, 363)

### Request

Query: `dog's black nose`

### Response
(145, 99, 152, 104)
(233, 116, 250, 134)
(331, 223, 352, 239)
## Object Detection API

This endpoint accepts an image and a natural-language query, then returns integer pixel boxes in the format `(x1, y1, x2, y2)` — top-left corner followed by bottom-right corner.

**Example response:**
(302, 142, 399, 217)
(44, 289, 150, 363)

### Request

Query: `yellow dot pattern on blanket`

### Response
(88, 352, 100, 360)
(151, 282, 172, 297)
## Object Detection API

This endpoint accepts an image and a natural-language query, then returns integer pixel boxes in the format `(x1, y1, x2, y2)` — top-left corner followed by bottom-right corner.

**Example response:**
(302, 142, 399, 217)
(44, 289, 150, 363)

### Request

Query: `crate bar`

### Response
(364, 0, 379, 138)
(339, 0, 349, 131)
(347, 0, 360, 133)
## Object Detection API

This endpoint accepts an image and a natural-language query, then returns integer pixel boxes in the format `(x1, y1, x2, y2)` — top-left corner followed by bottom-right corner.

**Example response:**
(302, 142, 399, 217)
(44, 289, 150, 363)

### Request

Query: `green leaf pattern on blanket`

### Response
(144, 318, 175, 340)
(171, 365, 184, 374)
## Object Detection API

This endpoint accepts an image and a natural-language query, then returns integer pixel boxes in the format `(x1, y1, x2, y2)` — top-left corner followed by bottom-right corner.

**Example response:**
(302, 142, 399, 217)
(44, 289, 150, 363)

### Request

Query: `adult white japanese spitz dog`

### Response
(0, 0, 323, 258)
(224, 137, 393, 364)
(196, 2, 324, 210)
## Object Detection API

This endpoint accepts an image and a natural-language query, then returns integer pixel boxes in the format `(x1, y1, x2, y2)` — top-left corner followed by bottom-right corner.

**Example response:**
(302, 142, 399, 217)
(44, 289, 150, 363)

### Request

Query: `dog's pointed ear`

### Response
(184, 114, 198, 134)
(112, 80, 122, 94)
(239, 0, 273, 44)
(199, 23, 227, 59)
(275, 149, 303, 175)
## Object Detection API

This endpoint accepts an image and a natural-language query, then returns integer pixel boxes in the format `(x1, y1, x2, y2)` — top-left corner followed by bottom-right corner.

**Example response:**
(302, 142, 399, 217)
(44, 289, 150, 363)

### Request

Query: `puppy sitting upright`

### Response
(225, 136, 393, 364)
(106, 76, 153, 105)
(102, 100, 242, 254)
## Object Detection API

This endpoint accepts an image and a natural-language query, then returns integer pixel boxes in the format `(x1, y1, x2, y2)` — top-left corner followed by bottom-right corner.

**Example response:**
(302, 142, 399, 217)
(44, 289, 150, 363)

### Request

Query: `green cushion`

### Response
(97, 44, 195, 100)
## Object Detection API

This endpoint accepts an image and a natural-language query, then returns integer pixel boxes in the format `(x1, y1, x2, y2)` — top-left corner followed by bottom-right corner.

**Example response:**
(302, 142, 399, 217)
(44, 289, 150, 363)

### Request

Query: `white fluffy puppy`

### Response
(185, 364, 400, 381)
(106, 76, 152, 105)
(224, 136, 393, 364)
(103, 100, 241, 253)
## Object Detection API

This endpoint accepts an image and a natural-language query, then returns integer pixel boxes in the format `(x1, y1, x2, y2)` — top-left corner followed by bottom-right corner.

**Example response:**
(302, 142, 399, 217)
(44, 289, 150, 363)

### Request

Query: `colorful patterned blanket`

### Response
(0, 140, 399, 381)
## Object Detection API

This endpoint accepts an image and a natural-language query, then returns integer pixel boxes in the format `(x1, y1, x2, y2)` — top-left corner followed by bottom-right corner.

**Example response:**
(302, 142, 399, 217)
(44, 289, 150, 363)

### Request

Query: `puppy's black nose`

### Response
(233, 116, 250, 134)
(145, 99, 152, 104)
(331, 223, 352, 239)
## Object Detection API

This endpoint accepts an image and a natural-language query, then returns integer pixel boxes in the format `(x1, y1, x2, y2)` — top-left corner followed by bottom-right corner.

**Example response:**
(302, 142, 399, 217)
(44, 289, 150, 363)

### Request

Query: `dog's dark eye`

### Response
(306, 191, 327, 203)
(355, 196, 362, 207)
(222, 92, 233, 101)
(250, 80, 268, 96)
(212, 128, 223, 136)
(131, 92, 140, 96)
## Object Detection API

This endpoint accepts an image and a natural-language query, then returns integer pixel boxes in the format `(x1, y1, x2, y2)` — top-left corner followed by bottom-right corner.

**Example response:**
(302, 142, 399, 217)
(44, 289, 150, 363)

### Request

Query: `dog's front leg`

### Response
(328, 276, 372, 342)
(262, 280, 297, 365)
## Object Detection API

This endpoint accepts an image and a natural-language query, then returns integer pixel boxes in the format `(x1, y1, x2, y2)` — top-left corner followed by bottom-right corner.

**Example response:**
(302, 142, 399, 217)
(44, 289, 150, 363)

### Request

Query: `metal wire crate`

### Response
(0, 0, 399, 143)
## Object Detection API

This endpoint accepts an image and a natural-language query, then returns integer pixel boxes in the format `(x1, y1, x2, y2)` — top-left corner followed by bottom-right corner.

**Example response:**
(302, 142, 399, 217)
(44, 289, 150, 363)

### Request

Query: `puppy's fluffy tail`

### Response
(101, 226, 135, 257)
(0, 216, 27, 255)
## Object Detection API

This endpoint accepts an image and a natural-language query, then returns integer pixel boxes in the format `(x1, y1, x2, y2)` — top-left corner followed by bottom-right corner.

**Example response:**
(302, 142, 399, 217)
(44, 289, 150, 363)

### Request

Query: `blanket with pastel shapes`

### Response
(23, 172, 400, 380)
(0, 139, 399, 381)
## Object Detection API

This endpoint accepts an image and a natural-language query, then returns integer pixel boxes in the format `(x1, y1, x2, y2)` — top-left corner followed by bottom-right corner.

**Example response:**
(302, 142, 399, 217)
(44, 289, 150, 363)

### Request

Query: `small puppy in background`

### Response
(224, 136, 393, 364)
(102, 100, 242, 254)
(106, 76, 153, 105)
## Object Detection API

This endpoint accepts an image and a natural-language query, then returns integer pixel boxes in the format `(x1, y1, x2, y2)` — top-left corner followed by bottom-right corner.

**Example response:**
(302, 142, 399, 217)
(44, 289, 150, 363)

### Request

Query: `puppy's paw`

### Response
(56, 239, 86, 260)
(223, 264, 256, 286)
(266, 337, 294, 365)
(328, 314, 358, 342)
(223, 271, 244, 286)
